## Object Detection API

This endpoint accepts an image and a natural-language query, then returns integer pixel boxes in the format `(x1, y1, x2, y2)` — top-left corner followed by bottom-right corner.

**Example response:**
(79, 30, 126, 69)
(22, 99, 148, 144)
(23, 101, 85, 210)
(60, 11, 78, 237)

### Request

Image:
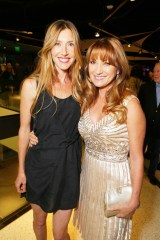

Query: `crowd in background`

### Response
(0, 59, 155, 96)
(0, 59, 37, 106)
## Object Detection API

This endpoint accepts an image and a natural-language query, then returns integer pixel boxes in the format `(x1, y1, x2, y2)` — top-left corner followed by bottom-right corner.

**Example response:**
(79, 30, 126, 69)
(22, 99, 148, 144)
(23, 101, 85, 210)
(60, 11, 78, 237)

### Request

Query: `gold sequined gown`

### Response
(73, 96, 136, 240)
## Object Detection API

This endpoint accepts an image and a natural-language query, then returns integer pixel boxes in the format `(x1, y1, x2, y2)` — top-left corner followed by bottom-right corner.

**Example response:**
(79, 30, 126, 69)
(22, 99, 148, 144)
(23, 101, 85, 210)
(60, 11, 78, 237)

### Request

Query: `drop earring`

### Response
(116, 73, 119, 80)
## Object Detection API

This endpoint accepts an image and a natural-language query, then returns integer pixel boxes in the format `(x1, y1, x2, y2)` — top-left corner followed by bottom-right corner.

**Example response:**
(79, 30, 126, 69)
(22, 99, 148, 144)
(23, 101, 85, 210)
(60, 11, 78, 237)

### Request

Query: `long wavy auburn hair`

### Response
(24, 19, 83, 113)
(80, 37, 131, 123)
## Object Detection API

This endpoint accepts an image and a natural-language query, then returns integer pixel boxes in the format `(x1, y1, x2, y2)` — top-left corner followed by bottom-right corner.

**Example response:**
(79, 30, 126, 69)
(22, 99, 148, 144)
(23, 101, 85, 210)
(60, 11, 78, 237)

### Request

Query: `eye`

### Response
(54, 42, 61, 46)
(68, 42, 74, 47)
(104, 61, 110, 65)
(90, 60, 96, 64)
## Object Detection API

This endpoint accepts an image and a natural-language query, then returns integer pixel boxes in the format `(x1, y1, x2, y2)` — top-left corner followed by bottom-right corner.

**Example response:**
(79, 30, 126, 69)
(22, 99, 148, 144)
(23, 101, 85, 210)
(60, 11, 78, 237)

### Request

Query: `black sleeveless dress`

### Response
(24, 91, 82, 212)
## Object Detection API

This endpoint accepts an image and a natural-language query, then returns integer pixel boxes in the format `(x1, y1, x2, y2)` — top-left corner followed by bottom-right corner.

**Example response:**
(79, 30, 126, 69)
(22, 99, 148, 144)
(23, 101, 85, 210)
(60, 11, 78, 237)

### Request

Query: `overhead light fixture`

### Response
(0, 29, 33, 35)
(106, 4, 114, 10)
(21, 31, 33, 35)
(95, 32, 100, 37)
(106, 0, 114, 10)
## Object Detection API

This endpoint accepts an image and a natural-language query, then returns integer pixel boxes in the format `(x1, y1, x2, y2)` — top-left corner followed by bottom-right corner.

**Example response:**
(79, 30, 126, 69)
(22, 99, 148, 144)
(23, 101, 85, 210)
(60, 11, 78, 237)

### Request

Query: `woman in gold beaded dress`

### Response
(73, 37, 146, 240)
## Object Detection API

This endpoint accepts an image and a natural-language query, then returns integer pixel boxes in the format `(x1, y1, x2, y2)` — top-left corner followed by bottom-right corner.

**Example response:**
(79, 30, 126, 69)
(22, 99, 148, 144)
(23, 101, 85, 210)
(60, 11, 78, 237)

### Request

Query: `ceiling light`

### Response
(95, 32, 100, 37)
(106, 0, 114, 10)
(106, 4, 114, 10)
(21, 31, 33, 35)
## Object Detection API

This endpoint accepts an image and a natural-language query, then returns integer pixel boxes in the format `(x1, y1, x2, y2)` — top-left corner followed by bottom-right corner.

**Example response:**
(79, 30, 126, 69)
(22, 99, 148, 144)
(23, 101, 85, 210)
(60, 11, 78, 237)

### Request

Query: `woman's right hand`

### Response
(29, 131, 38, 147)
(15, 173, 26, 193)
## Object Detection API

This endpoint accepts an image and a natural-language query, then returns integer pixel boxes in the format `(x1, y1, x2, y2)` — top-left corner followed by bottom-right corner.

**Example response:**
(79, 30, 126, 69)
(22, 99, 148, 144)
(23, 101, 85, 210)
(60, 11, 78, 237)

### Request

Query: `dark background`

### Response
(0, 1, 159, 50)
(0, 0, 159, 63)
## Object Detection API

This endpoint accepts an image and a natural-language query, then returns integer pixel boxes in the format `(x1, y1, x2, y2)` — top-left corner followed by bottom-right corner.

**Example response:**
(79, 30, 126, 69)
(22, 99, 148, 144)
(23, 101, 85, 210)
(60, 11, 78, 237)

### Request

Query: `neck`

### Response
(57, 71, 69, 84)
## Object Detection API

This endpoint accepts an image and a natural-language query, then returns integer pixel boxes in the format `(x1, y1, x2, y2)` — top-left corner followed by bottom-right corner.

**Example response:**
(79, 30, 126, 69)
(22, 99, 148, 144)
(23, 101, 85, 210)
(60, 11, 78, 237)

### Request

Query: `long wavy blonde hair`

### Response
(26, 19, 83, 113)
(78, 37, 131, 123)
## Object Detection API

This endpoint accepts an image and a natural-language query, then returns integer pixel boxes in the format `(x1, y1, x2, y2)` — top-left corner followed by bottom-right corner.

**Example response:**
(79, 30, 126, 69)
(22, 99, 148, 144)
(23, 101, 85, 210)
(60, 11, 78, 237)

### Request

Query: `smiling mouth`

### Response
(95, 76, 105, 80)
(59, 58, 70, 63)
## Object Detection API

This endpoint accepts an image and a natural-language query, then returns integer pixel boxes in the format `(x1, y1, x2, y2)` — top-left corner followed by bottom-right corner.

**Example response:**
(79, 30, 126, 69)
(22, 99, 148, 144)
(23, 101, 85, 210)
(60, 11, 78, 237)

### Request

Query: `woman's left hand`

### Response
(109, 200, 140, 219)
(29, 131, 38, 147)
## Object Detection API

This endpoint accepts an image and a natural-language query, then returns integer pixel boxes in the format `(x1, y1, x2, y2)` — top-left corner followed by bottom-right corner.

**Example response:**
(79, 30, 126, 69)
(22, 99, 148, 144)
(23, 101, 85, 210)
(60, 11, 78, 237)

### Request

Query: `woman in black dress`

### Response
(15, 19, 83, 240)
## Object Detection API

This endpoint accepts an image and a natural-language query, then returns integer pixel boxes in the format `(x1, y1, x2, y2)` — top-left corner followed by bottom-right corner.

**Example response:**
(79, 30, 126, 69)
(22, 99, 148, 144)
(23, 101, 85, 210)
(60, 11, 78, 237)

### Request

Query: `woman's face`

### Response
(51, 28, 76, 72)
(89, 56, 118, 91)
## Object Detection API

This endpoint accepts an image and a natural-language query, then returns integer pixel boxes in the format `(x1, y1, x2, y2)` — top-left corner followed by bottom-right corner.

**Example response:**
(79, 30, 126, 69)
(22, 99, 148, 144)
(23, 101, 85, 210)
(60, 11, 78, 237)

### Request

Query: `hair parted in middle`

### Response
(25, 19, 83, 113)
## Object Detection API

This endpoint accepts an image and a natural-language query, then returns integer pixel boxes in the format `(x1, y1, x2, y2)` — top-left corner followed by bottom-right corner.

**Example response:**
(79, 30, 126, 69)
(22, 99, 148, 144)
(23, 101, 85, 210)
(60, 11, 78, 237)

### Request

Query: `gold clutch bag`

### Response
(104, 185, 132, 218)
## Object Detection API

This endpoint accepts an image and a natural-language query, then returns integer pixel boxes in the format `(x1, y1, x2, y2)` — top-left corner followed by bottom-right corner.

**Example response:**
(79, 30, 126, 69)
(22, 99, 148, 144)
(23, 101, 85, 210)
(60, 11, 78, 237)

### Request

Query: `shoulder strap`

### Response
(123, 95, 139, 107)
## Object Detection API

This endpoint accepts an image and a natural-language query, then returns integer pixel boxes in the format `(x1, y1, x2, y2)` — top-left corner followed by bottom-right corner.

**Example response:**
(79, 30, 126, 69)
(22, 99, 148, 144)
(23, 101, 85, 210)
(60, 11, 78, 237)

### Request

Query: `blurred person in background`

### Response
(138, 61, 160, 187)
(126, 64, 145, 96)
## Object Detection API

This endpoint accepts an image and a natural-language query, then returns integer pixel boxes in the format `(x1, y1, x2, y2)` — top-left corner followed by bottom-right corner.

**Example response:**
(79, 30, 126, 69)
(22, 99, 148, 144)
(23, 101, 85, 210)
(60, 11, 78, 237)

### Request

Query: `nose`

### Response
(95, 62, 103, 74)
(62, 44, 68, 55)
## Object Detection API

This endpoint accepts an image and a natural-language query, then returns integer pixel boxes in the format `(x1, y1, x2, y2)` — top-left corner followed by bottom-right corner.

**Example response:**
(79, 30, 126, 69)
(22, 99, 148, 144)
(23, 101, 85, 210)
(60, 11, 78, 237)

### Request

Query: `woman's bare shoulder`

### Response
(22, 77, 37, 90)
(20, 77, 38, 101)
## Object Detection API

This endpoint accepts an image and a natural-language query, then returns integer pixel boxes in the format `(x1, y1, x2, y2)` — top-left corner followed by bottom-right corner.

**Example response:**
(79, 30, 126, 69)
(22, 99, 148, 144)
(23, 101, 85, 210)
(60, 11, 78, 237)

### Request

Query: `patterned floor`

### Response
(0, 168, 160, 240)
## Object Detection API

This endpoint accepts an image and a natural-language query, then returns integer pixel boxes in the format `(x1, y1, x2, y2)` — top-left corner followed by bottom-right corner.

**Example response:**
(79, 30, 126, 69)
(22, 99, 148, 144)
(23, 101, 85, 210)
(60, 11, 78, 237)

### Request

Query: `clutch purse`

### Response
(104, 185, 132, 218)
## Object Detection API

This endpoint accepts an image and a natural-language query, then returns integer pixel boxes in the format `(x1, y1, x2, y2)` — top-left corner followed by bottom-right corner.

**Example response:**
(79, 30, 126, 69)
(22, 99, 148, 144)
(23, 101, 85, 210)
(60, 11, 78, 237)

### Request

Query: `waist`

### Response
(85, 147, 128, 163)
(30, 134, 80, 150)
